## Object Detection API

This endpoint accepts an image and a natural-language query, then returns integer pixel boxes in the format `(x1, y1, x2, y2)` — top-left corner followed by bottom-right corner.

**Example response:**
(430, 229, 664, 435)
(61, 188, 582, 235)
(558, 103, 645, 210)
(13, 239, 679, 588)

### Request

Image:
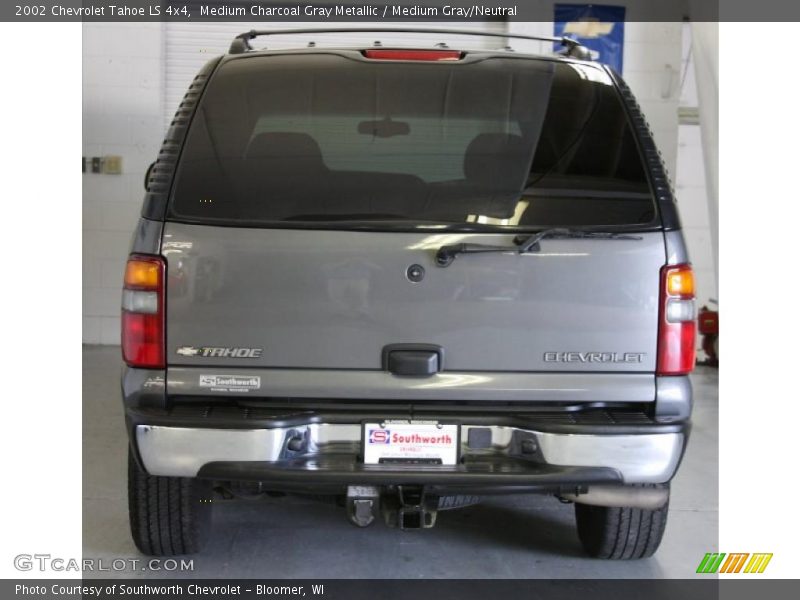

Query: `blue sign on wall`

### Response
(554, 4, 626, 73)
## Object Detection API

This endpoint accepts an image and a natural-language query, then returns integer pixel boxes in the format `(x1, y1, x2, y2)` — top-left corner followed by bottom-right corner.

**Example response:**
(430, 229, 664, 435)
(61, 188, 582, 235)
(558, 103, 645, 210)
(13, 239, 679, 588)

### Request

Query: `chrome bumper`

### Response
(136, 423, 684, 484)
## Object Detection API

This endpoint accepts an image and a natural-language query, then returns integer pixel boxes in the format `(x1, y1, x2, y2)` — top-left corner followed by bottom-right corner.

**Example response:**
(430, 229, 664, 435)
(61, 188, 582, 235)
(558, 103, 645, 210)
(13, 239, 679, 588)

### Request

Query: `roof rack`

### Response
(228, 28, 592, 60)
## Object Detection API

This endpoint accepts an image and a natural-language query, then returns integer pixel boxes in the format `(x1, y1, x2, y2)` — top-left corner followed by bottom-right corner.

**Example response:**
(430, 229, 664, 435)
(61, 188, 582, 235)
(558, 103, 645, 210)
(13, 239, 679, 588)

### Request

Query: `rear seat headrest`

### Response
(245, 132, 327, 172)
(463, 133, 530, 188)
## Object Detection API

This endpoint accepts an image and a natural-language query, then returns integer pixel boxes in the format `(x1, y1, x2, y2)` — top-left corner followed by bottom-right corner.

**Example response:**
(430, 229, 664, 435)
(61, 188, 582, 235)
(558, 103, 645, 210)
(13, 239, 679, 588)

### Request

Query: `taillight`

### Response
(363, 49, 463, 61)
(657, 263, 697, 375)
(121, 254, 165, 369)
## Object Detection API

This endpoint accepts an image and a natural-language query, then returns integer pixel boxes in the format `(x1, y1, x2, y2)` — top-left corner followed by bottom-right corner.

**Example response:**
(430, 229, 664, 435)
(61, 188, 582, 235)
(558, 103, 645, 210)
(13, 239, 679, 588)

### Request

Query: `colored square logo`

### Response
(368, 429, 390, 444)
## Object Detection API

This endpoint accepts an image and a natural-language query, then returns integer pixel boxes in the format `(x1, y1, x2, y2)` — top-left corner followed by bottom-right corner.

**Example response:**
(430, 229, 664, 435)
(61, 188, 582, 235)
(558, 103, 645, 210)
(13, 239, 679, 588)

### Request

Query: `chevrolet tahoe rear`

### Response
(122, 32, 695, 559)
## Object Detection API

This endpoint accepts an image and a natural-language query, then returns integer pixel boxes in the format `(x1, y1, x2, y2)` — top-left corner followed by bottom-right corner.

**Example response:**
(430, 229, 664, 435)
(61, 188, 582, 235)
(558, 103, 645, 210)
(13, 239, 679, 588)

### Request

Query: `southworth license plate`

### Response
(363, 420, 459, 465)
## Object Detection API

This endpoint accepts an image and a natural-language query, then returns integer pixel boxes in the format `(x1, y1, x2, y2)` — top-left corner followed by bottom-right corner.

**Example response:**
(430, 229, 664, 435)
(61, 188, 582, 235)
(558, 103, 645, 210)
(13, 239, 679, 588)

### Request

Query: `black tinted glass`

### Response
(169, 54, 655, 228)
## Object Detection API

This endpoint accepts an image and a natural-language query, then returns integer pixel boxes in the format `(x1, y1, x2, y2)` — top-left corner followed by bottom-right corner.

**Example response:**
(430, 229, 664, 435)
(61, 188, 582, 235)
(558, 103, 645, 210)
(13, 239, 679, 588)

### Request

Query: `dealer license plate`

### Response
(363, 420, 459, 466)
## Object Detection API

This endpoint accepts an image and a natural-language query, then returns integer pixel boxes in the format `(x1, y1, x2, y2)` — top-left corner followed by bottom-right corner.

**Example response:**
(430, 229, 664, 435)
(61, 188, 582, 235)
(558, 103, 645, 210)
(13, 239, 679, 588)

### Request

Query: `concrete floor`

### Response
(83, 345, 718, 579)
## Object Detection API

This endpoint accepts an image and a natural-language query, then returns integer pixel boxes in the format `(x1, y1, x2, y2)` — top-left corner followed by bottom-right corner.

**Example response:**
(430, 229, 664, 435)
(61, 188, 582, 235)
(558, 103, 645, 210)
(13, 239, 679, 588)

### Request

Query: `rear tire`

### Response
(128, 449, 213, 556)
(574, 486, 669, 559)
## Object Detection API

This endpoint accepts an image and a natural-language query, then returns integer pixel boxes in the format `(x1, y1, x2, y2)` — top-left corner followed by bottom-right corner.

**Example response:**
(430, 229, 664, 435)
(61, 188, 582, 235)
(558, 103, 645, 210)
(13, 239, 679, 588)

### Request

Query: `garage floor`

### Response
(83, 345, 718, 579)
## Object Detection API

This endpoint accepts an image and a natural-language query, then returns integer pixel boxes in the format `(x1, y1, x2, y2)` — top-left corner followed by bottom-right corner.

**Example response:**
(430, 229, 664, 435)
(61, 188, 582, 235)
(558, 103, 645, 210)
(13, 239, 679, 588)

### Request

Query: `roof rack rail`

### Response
(228, 28, 592, 60)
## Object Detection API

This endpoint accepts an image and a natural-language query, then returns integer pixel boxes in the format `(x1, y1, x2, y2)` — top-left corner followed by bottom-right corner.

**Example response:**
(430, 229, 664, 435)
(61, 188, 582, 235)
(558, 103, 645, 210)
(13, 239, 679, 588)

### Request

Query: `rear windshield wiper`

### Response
(435, 228, 643, 267)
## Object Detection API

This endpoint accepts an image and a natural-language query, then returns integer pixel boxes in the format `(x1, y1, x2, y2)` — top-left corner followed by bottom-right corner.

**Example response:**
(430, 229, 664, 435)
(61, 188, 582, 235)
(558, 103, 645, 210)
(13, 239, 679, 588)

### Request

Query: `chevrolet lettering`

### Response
(544, 352, 646, 363)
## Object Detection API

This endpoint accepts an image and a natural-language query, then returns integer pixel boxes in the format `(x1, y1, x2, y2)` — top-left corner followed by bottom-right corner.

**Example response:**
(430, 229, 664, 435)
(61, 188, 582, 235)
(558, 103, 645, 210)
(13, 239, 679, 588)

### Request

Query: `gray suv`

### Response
(122, 29, 696, 559)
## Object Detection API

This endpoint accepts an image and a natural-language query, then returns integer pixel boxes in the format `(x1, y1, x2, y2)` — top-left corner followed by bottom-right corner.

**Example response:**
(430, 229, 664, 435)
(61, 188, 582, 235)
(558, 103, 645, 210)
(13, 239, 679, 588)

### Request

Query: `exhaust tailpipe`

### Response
(561, 485, 668, 510)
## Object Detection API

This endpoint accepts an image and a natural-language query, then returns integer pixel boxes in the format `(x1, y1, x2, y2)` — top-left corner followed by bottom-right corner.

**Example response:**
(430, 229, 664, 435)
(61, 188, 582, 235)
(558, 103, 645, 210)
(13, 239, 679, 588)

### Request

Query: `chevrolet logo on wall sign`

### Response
(696, 552, 773, 574)
(563, 20, 615, 39)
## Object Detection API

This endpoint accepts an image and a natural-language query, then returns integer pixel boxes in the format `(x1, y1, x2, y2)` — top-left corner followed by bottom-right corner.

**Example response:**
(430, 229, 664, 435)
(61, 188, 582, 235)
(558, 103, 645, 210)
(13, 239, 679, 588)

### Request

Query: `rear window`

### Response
(168, 53, 656, 229)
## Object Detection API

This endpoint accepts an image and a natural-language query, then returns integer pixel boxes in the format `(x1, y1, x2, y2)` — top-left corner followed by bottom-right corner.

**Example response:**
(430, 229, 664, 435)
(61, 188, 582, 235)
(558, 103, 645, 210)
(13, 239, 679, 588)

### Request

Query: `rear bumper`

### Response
(133, 419, 687, 488)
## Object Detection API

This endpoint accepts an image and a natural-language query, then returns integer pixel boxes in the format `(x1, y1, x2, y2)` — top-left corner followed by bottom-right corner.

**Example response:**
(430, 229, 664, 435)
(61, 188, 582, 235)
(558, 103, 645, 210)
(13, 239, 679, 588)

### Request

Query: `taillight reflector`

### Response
(657, 264, 697, 375)
(363, 49, 462, 61)
(121, 254, 165, 369)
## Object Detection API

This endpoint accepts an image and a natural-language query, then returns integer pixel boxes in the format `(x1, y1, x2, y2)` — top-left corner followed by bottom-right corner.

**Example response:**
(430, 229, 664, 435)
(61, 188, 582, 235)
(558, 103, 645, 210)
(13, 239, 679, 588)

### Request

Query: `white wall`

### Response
(690, 22, 719, 296)
(675, 23, 717, 311)
(677, 125, 716, 307)
(622, 22, 682, 177)
(82, 23, 163, 343)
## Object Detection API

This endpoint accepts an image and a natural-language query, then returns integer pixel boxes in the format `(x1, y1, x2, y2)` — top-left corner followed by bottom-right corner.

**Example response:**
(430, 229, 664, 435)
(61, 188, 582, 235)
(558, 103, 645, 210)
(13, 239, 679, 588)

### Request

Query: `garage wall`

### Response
(676, 23, 717, 312)
(82, 21, 690, 344)
(689, 22, 719, 299)
(83, 23, 164, 344)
